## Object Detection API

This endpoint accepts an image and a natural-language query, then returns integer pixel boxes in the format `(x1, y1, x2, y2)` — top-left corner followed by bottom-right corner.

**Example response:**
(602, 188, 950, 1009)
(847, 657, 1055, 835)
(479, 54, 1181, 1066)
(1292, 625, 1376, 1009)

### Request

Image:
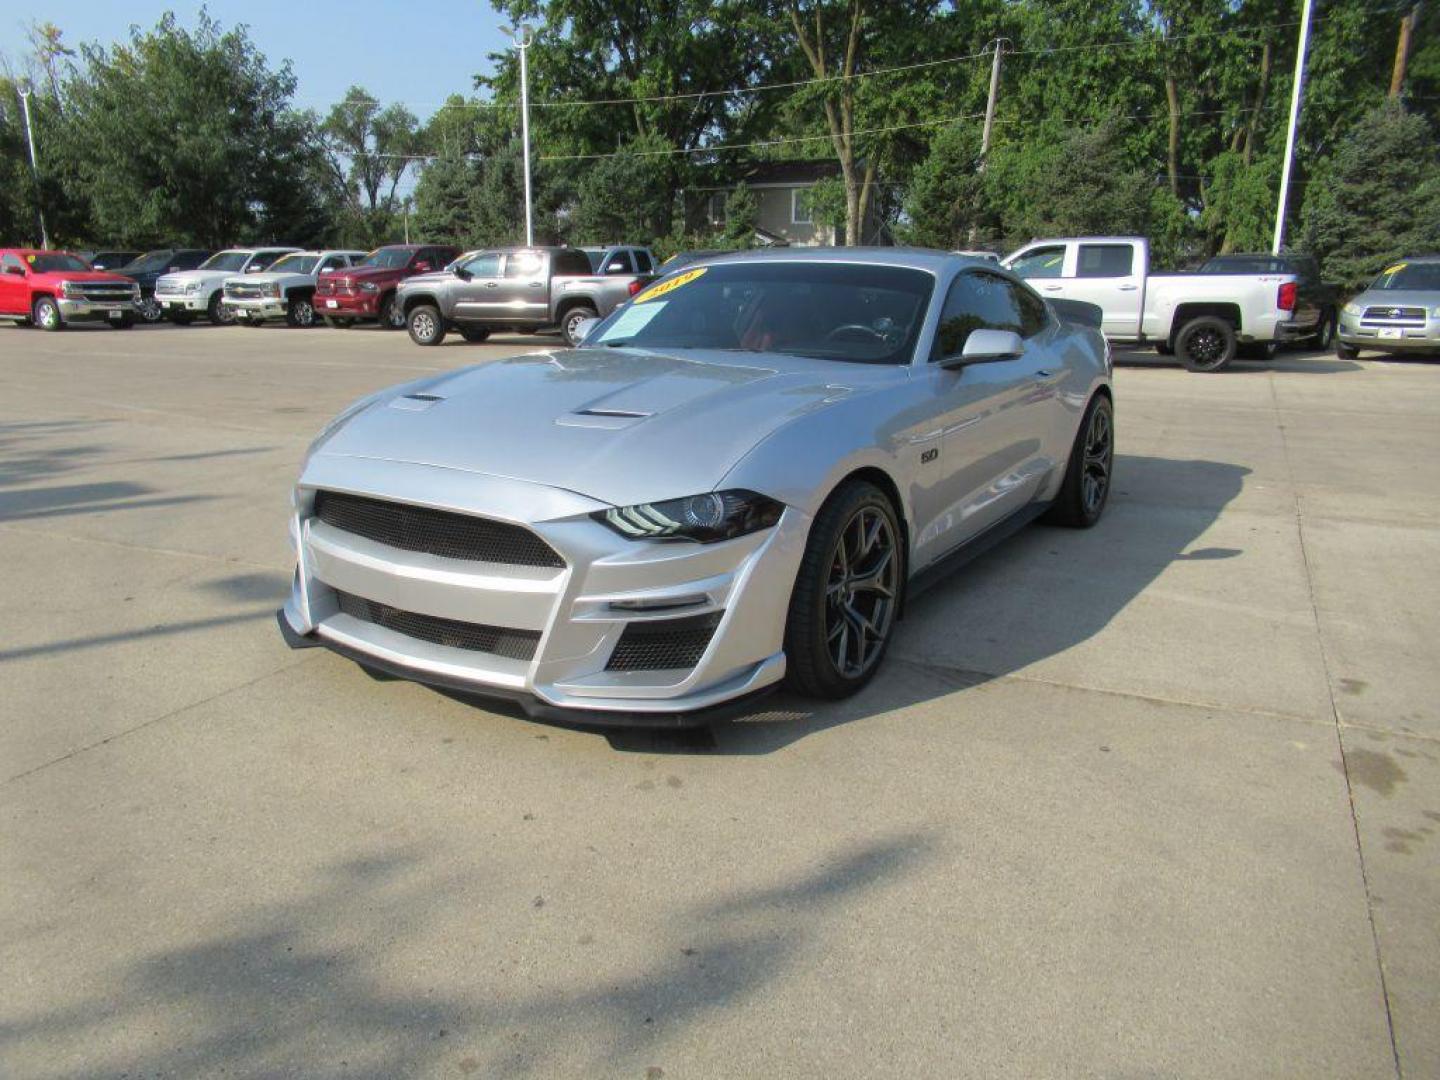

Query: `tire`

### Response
(33, 295, 63, 332)
(407, 303, 446, 346)
(285, 295, 317, 328)
(783, 480, 903, 700)
(1336, 341, 1360, 360)
(137, 295, 164, 323)
(459, 326, 491, 343)
(1175, 315, 1236, 372)
(378, 292, 405, 330)
(1154, 340, 1174, 356)
(323, 316, 354, 329)
(170, 311, 194, 326)
(1237, 341, 1278, 362)
(1043, 393, 1114, 529)
(562, 305, 599, 347)
(1312, 309, 1337, 350)
(207, 291, 235, 326)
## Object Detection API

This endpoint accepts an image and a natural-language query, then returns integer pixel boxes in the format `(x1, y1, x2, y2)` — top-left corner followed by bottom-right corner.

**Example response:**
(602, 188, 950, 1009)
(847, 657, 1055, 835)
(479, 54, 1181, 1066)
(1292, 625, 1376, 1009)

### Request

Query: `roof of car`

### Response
(663, 246, 988, 273)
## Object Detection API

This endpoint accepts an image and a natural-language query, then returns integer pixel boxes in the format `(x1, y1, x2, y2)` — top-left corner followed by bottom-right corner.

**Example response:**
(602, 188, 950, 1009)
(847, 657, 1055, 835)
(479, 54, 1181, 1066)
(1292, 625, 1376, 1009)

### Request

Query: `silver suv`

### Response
(1337, 258, 1440, 359)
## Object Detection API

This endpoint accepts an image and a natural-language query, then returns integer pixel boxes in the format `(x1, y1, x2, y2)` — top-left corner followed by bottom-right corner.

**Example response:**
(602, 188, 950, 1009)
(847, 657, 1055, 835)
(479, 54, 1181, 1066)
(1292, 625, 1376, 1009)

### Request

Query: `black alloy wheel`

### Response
(784, 480, 902, 699)
(1176, 315, 1236, 372)
(1044, 393, 1114, 528)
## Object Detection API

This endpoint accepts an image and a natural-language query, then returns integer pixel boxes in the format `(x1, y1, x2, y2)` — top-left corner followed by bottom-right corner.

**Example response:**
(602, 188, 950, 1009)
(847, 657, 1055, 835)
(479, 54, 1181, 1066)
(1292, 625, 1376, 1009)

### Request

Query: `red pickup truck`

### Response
(314, 244, 460, 329)
(0, 248, 141, 330)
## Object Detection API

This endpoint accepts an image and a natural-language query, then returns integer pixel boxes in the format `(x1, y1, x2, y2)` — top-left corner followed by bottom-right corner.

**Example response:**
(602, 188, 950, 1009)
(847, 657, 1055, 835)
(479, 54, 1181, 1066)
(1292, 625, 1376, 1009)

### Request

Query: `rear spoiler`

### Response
(1047, 297, 1103, 330)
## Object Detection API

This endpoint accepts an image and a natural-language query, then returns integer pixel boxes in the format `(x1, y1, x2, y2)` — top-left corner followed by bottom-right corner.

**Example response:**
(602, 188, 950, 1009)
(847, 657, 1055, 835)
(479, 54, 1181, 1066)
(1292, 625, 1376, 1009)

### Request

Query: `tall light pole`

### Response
(502, 23, 535, 247)
(17, 82, 50, 249)
(1272, 0, 1314, 255)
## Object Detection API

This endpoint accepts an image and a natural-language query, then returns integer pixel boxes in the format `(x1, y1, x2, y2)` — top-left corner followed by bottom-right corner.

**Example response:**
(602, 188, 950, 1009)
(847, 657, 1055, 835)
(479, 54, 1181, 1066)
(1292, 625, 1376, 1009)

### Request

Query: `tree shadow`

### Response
(0, 834, 931, 1078)
(0, 480, 213, 522)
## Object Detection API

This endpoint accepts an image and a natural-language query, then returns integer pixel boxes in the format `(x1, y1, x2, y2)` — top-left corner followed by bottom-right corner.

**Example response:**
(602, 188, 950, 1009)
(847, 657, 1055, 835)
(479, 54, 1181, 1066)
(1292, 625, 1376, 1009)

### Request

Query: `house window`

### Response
(791, 188, 813, 225)
(710, 192, 726, 225)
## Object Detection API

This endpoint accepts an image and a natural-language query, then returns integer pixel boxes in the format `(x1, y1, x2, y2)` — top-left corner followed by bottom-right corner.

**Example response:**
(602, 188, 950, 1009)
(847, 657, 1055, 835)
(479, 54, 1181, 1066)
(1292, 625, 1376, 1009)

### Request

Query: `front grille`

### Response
(320, 280, 356, 296)
(313, 491, 565, 569)
(73, 283, 135, 302)
(606, 612, 722, 671)
(1362, 305, 1426, 322)
(225, 282, 267, 300)
(335, 590, 539, 660)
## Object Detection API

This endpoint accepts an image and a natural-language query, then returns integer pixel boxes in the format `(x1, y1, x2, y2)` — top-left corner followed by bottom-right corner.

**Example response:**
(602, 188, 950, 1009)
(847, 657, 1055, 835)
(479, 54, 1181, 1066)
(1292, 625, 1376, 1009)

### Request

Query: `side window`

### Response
(634, 250, 653, 273)
(932, 272, 1042, 360)
(1008, 245, 1066, 280)
(1, 253, 26, 273)
(603, 250, 634, 274)
(249, 251, 285, 271)
(462, 253, 501, 277)
(503, 251, 544, 279)
(179, 251, 205, 269)
(555, 250, 591, 276)
(319, 256, 346, 273)
(1076, 244, 1134, 278)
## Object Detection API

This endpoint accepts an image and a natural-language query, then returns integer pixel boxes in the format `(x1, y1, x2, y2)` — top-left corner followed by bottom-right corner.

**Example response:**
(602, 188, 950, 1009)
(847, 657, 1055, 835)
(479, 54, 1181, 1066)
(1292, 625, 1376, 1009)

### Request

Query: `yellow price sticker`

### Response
(634, 267, 707, 304)
(1383, 263, 1407, 275)
(25, 253, 36, 264)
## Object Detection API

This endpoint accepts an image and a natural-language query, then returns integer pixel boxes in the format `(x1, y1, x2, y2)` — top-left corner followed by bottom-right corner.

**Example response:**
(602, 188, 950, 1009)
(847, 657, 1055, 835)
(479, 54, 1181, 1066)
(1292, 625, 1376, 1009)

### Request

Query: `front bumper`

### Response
(316, 293, 379, 317)
(278, 455, 808, 724)
(1338, 312, 1440, 351)
(155, 292, 209, 313)
(227, 297, 287, 320)
(57, 298, 137, 322)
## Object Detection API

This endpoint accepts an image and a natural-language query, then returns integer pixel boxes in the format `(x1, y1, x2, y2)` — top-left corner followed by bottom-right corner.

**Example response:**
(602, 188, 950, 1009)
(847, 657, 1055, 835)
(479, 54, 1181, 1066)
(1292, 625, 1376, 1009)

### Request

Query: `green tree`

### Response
(321, 86, 419, 247)
(412, 146, 480, 245)
(569, 132, 678, 243)
(1300, 101, 1440, 291)
(721, 182, 761, 246)
(899, 123, 992, 249)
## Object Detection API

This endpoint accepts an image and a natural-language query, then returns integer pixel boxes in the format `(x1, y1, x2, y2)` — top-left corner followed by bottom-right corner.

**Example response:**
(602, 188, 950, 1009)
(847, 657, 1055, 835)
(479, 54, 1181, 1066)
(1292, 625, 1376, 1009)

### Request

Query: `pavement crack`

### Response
(1269, 372, 1402, 1079)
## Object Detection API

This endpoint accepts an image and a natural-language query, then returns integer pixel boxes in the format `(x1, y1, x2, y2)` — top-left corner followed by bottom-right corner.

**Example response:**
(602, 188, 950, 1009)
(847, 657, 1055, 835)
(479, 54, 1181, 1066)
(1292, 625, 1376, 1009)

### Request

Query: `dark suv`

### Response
(1199, 253, 1340, 349)
(118, 249, 213, 322)
(314, 244, 460, 329)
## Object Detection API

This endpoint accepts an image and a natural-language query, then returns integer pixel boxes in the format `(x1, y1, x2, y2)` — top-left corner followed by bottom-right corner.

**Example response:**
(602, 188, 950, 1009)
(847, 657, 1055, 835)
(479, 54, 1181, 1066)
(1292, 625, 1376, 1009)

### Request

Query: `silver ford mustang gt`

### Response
(278, 249, 1114, 725)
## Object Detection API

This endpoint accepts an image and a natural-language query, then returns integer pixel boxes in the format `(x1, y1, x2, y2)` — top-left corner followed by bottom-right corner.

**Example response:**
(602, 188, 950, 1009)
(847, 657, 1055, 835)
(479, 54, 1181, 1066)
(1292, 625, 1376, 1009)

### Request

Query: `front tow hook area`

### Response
(276, 608, 321, 649)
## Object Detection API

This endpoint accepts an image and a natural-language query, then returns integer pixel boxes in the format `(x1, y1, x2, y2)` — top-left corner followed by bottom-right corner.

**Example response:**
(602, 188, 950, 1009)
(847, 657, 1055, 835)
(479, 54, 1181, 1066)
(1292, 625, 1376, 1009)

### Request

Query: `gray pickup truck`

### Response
(397, 246, 656, 348)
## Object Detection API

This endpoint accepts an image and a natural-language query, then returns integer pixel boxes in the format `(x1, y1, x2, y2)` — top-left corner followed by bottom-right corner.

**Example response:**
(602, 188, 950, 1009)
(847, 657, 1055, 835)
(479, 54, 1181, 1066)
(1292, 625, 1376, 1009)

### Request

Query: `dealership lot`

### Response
(1, 324, 1437, 1077)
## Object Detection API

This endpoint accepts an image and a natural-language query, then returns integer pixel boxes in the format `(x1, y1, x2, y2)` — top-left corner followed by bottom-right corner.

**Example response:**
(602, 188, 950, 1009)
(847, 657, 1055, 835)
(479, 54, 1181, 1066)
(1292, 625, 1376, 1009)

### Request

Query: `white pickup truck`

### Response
(1002, 236, 1303, 372)
(223, 250, 365, 327)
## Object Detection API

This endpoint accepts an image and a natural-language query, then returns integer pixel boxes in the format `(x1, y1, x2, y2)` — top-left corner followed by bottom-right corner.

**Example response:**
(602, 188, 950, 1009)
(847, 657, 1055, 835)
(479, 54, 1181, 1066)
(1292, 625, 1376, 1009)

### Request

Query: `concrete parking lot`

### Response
(1, 321, 1437, 1078)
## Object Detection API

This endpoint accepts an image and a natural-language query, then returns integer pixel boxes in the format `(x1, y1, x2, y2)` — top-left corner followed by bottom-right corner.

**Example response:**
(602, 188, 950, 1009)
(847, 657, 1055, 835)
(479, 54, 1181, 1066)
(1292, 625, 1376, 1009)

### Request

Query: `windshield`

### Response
(268, 254, 319, 275)
(125, 250, 175, 273)
(1370, 262, 1440, 291)
(27, 253, 91, 273)
(200, 251, 250, 272)
(355, 248, 414, 269)
(589, 262, 935, 365)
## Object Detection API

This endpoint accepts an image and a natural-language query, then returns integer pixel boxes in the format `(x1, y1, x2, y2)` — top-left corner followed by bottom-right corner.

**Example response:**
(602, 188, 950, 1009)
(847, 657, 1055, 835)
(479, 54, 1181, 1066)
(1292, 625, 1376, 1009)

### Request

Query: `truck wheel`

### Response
(562, 305, 598, 347)
(407, 304, 446, 346)
(379, 293, 405, 330)
(137, 295, 164, 323)
(207, 291, 235, 326)
(323, 316, 354, 329)
(286, 296, 317, 328)
(1175, 316, 1236, 372)
(1312, 308, 1337, 350)
(1336, 342, 1360, 361)
(459, 326, 491, 343)
(33, 295, 63, 332)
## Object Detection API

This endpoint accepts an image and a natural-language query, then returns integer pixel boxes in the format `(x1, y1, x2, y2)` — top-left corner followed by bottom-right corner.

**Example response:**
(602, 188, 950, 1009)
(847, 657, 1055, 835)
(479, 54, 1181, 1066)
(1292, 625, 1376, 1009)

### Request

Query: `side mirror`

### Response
(941, 329, 1024, 368)
(604, 262, 628, 275)
(572, 317, 600, 344)
(454, 266, 473, 281)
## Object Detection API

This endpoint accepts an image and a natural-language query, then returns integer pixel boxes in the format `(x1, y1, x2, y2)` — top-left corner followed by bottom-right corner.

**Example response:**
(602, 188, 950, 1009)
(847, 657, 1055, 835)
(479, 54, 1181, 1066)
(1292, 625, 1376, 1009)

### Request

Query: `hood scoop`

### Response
(388, 392, 446, 413)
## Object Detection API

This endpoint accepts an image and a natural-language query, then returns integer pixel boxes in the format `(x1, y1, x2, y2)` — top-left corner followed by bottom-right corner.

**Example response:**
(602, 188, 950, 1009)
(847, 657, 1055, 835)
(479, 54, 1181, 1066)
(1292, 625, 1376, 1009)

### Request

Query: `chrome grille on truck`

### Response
(334, 590, 540, 660)
(606, 612, 723, 671)
(313, 491, 565, 569)
(72, 283, 135, 301)
(225, 282, 266, 300)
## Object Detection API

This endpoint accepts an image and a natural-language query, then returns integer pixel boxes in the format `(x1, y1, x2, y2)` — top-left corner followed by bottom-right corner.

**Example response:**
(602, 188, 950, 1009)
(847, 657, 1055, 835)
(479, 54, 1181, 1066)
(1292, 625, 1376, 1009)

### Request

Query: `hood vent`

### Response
(388, 392, 446, 413)
(575, 407, 651, 419)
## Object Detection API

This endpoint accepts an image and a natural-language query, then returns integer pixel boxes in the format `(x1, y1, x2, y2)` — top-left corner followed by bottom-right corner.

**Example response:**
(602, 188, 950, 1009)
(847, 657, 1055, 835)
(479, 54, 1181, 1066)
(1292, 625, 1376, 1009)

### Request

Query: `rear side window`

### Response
(1076, 244, 1134, 278)
(503, 251, 544, 278)
(634, 250, 653, 273)
(1008, 246, 1066, 279)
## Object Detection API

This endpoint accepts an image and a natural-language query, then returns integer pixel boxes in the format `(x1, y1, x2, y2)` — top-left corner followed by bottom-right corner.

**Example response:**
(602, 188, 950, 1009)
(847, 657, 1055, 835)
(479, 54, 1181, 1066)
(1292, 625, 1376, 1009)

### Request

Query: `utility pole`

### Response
(17, 83, 50, 250)
(502, 23, 535, 247)
(967, 39, 1007, 247)
(1272, 0, 1314, 255)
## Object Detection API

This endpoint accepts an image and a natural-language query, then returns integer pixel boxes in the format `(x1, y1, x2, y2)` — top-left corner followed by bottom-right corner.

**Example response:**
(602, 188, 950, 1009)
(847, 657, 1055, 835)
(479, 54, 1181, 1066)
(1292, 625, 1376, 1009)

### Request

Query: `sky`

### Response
(0, 0, 512, 120)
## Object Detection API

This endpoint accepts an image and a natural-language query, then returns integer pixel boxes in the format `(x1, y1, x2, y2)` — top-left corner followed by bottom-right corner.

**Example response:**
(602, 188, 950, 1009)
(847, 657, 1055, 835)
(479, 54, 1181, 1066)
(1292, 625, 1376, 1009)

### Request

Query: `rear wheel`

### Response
(285, 296, 317, 328)
(1044, 393, 1114, 528)
(783, 480, 902, 700)
(459, 326, 491, 343)
(1175, 315, 1236, 372)
(562, 305, 599, 347)
(407, 304, 446, 346)
(378, 292, 405, 329)
(33, 295, 62, 332)
(207, 291, 235, 326)
(1312, 308, 1337, 350)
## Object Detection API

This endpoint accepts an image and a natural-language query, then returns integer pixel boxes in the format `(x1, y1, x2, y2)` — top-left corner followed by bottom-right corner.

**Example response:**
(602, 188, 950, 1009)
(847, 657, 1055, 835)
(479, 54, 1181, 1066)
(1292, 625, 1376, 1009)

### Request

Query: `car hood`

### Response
(34, 270, 134, 284)
(158, 268, 234, 286)
(229, 270, 305, 286)
(312, 347, 901, 507)
(1350, 289, 1439, 309)
(329, 265, 403, 281)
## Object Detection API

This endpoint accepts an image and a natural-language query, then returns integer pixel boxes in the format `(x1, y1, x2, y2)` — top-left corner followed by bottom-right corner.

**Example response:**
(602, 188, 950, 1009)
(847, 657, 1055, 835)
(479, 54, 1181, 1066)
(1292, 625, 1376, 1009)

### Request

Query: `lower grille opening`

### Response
(335, 590, 540, 661)
(606, 612, 723, 672)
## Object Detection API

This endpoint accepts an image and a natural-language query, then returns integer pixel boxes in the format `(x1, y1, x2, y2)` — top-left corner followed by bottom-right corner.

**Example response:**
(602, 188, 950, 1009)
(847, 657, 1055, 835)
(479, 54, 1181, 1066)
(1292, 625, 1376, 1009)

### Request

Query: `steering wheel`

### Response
(823, 323, 888, 345)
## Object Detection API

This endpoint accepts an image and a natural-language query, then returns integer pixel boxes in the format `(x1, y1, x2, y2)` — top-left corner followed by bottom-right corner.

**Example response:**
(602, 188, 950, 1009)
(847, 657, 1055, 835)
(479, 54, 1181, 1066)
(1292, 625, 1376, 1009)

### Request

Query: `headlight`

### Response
(59, 280, 82, 299)
(1432, 306, 1440, 318)
(266, 283, 282, 298)
(1342, 301, 1362, 317)
(184, 280, 203, 294)
(359, 281, 380, 293)
(595, 489, 784, 543)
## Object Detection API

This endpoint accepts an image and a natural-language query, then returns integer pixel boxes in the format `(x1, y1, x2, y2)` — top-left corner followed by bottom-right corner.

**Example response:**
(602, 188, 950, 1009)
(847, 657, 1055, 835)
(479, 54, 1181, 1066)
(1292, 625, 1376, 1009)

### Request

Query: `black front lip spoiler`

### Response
(276, 609, 776, 729)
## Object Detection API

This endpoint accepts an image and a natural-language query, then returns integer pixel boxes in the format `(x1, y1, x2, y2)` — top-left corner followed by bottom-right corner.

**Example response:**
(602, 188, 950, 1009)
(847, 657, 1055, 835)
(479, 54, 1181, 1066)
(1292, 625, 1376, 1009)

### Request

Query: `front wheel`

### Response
(137, 295, 164, 323)
(207, 291, 235, 326)
(783, 480, 902, 700)
(1336, 341, 1360, 361)
(1176, 315, 1236, 372)
(562, 305, 599, 347)
(378, 292, 406, 329)
(285, 296, 317, 328)
(1044, 393, 1114, 528)
(407, 304, 446, 346)
(33, 295, 63, 332)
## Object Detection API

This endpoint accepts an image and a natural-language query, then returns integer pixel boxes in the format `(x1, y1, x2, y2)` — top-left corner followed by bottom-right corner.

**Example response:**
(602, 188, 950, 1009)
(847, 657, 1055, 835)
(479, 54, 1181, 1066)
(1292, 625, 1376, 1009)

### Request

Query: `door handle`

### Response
(1042, 285, 1062, 291)
(484, 282, 499, 289)
(1118, 284, 1138, 292)
(528, 282, 542, 288)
